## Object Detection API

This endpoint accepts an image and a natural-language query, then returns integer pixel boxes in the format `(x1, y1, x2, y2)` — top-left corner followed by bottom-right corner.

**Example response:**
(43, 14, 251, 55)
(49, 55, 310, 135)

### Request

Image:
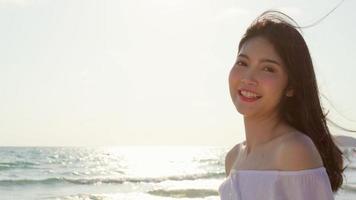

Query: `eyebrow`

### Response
(238, 53, 282, 66)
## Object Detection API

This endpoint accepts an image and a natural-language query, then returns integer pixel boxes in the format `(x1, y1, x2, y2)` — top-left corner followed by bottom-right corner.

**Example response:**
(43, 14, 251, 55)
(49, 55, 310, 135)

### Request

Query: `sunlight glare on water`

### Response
(105, 146, 217, 178)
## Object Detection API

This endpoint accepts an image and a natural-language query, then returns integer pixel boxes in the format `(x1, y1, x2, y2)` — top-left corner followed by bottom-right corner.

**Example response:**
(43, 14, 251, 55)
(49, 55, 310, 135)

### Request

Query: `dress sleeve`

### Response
(274, 169, 334, 200)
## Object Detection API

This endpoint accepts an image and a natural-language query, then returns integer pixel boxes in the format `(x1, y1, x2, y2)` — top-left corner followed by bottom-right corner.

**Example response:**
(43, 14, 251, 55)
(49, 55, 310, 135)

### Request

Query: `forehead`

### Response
(239, 37, 284, 65)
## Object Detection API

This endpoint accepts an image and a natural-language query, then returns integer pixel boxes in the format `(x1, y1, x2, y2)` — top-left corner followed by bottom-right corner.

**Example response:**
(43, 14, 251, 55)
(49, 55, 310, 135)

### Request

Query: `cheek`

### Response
(258, 74, 287, 95)
(228, 68, 243, 100)
(228, 67, 241, 87)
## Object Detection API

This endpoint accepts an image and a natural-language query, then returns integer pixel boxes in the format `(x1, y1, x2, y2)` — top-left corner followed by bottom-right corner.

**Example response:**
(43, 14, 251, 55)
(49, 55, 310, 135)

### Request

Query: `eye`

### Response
(262, 66, 275, 73)
(236, 60, 247, 67)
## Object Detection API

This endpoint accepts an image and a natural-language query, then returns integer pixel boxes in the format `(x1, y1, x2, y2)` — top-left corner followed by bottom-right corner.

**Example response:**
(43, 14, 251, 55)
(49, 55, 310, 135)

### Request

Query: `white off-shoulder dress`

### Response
(218, 167, 334, 200)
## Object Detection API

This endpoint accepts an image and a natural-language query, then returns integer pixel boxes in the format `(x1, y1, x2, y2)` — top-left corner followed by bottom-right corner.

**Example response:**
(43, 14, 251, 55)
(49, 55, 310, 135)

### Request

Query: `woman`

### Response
(218, 11, 344, 200)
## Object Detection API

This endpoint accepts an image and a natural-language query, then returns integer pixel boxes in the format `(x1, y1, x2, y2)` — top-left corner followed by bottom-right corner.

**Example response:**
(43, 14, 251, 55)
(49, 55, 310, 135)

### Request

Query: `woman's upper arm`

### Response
(225, 143, 240, 176)
(276, 133, 323, 170)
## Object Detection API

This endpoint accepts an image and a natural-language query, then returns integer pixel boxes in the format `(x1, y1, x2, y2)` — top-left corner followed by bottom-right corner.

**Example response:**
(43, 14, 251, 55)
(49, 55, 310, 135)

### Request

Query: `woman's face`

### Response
(229, 36, 291, 119)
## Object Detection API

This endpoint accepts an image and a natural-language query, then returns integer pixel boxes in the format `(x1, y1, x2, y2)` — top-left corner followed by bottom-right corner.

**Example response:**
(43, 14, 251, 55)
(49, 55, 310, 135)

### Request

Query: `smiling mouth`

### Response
(238, 89, 262, 101)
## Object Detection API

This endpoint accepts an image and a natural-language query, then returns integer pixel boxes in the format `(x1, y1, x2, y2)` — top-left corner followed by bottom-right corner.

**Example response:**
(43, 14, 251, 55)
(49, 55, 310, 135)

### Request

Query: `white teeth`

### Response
(241, 90, 259, 98)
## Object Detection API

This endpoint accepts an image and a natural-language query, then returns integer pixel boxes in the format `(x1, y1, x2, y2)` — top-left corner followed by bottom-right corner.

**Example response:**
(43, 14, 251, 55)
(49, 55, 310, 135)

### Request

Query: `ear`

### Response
(286, 88, 294, 97)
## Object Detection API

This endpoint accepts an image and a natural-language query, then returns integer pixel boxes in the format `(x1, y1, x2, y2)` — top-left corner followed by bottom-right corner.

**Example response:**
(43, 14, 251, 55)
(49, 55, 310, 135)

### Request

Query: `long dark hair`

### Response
(238, 11, 344, 192)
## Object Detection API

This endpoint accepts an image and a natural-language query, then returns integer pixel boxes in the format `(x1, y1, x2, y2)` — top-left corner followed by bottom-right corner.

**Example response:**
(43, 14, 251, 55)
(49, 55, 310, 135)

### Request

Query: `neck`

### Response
(243, 112, 293, 155)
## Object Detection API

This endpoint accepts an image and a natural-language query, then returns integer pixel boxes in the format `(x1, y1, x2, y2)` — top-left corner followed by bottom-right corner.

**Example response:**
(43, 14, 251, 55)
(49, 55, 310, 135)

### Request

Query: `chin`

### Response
(235, 104, 261, 117)
(238, 111, 254, 118)
(235, 107, 253, 117)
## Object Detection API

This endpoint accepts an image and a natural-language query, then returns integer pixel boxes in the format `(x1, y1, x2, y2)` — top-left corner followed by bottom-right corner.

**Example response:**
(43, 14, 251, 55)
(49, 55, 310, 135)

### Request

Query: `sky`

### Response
(1, 0, 355, 146)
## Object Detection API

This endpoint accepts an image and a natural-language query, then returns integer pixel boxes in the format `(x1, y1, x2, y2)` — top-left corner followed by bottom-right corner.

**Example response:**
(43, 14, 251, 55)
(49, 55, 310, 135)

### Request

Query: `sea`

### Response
(0, 146, 355, 200)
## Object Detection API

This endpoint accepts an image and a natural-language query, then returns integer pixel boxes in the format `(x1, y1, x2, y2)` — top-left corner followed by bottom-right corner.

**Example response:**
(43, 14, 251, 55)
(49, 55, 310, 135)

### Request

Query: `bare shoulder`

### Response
(276, 132, 323, 171)
(225, 143, 242, 176)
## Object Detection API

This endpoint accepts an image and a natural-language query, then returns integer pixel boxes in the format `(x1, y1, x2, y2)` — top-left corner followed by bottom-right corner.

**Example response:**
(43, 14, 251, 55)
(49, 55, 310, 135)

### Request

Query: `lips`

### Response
(238, 89, 262, 102)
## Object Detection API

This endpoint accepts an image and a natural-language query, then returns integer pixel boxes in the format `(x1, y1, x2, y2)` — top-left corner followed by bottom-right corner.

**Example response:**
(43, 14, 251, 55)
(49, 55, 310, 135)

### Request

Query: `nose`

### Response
(241, 70, 258, 86)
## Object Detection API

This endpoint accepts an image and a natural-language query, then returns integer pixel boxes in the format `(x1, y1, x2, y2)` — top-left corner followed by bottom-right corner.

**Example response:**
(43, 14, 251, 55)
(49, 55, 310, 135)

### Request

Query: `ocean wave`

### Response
(45, 193, 107, 200)
(0, 178, 61, 186)
(148, 189, 219, 198)
(0, 171, 225, 186)
(0, 161, 38, 171)
(47, 189, 219, 200)
(341, 184, 356, 192)
(44, 192, 193, 200)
